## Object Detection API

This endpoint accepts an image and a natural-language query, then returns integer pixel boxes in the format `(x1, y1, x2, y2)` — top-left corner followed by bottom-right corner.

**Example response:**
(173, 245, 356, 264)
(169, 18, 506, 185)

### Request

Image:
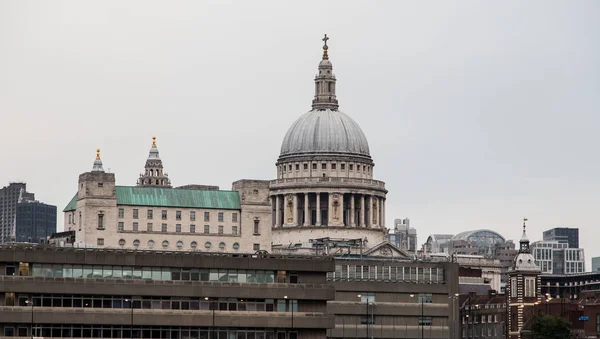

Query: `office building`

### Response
(531, 240, 585, 274)
(592, 257, 600, 272)
(15, 200, 57, 243)
(0, 183, 35, 243)
(387, 218, 417, 254)
(542, 227, 579, 248)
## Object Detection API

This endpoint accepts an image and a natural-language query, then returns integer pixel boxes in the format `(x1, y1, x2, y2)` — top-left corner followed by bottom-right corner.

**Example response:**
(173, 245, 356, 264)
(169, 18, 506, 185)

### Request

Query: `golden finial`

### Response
(96, 148, 101, 159)
(322, 34, 329, 60)
(152, 136, 156, 147)
(523, 217, 528, 230)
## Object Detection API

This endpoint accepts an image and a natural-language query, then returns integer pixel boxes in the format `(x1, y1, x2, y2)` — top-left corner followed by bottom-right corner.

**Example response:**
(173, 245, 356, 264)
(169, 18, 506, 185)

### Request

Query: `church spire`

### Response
(311, 34, 339, 111)
(137, 136, 172, 188)
(519, 217, 530, 253)
(91, 148, 104, 173)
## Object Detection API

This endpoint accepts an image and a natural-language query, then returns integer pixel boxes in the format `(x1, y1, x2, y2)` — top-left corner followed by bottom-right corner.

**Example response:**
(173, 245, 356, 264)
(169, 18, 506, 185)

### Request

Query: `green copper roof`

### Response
(63, 186, 241, 212)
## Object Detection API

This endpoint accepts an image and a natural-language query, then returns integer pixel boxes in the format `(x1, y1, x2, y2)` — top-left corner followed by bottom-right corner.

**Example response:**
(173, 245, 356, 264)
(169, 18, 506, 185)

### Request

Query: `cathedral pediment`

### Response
(364, 241, 410, 259)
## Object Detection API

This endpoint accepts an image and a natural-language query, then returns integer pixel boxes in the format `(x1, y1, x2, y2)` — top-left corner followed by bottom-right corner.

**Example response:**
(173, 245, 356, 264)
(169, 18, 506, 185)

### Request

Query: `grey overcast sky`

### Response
(1, 1, 599, 266)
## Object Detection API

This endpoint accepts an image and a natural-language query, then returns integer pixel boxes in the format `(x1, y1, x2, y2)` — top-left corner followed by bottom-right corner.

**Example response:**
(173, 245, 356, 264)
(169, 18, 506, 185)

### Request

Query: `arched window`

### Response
(233, 243, 240, 250)
(205, 242, 212, 249)
(118, 239, 126, 246)
(148, 240, 155, 248)
(133, 239, 140, 247)
(150, 169, 154, 177)
(191, 241, 198, 249)
(219, 242, 226, 250)
(162, 240, 169, 248)
(176, 241, 183, 249)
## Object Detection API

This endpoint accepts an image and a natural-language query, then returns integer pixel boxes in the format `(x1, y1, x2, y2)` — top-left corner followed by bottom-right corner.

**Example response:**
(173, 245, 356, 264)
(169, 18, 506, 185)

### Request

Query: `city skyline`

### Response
(1, 1, 599, 268)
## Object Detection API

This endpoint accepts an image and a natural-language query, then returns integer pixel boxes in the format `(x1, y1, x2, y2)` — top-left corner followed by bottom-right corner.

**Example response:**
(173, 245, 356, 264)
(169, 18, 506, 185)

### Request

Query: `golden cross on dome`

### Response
(152, 136, 156, 147)
(322, 34, 329, 46)
(96, 148, 101, 159)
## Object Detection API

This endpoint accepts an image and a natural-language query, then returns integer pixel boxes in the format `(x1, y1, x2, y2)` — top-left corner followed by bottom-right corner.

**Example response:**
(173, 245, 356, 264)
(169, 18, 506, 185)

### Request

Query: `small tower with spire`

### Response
(311, 34, 339, 111)
(507, 218, 541, 339)
(137, 137, 172, 188)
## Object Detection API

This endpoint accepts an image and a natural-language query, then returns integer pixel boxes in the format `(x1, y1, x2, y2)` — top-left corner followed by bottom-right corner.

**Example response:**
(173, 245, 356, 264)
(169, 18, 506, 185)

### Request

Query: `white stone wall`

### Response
(271, 227, 386, 249)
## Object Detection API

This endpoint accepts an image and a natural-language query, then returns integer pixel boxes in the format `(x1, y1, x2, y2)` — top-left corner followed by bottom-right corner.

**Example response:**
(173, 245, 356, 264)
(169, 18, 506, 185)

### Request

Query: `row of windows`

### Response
(328, 265, 445, 283)
(5, 326, 298, 339)
(30, 264, 277, 283)
(117, 223, 239, 235)
(462, 314, 501, 324)
(461, 326, 503, 338)
(110, 239, 244, 251)
(16, 295, 297, 313)
(119, 209, 237, 223)
(280, 162, 371, 173)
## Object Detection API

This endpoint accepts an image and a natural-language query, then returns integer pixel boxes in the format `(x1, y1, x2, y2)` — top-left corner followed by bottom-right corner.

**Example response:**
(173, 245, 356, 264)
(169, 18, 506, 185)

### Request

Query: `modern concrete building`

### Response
(0, 245, 335, 339)
(0, 183, 35, 243)
(542, 227, 579, 249)
(15, 200, 57, 244)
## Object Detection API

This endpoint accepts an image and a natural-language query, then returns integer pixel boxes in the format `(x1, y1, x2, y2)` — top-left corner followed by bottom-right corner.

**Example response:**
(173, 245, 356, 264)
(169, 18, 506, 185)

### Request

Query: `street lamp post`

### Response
(124, 298, 133, 339)
(205, 297, 216, 339)
(284, 296, 294, 330)
(25, 299, 33, 339)
(410, 294, 424, 339)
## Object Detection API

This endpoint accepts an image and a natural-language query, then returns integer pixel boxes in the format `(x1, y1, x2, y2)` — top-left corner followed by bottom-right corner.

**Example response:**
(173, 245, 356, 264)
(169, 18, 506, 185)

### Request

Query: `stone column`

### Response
(359, 195, 365, 227)
(303, 193, 310, 226)
(275, 194, 281, 227)
(316, 193, 321, 227)
(382, 199, 386, 229)
(293, 194, 299, 226)
(339, 193, 344, 226)
(368, 195, 373, 227)
(350, 194, 356, 227)
(379, 198, 384, 228)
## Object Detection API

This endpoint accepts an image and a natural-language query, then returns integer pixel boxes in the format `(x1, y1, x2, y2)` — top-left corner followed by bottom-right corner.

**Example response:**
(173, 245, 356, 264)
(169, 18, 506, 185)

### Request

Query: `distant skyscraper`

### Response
(0, 183, 35, 243)
(15, 200, 57, 243)
(388, 218, 417, 253)
(543, 227, 579, 248)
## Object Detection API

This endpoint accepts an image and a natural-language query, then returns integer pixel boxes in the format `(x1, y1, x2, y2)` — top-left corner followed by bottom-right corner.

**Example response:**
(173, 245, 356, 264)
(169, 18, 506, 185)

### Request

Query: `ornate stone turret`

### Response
(137, 137, 172, 188)
(508, 218, 541, 339)
(92, 149, 104, 173)
(311, 34, 339, 111)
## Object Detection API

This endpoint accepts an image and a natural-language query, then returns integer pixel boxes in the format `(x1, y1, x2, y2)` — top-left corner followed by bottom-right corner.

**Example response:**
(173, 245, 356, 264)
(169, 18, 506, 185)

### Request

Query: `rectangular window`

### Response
(350, 164, 354, 170)
(97, 214, 104, 230)
(118, 222, 124, 231)
(218, 225, 224, 234)
(360, 293, 375, 302)
(418, 316, 432, 326)
(232, 226, 238, 235)
(161, 224, 167, 232)
(254, 220, 260, 235)
(161, 210, 167, 220)
(190, 224, 196, 233)
(133, 222, 138, 232)
(190, 211, 196, 221)
(176, 211, 182, 220)
(176, 224, 181, 233)
(357, 165, 361, 171)
(118, 208, 124, 218)
(147, 223, 153, 232)
(418, 293, 433, 303)
(525, 277, 536, 297)
(511, 278, 518, 297)
(341, 164, 346, 170)
(295, 164, 299, 171)
(232, 213, 238, 222)
(331, 163, 336, 170)
(312, 163, 317, 170)
(253, 244, 260, 251)
(147, 209, 153, 219)
(204, 212, 210, 222)
(218, 212, 224, 222)
(133, 209, 139, 219)
(321, 163, 327, 170)
(303, 163, 308, 170)
(97, 238, 104, 246)
(97, 183, 103, 187)
(204, 225, 210, 234)
(360, 315, 375, 325)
